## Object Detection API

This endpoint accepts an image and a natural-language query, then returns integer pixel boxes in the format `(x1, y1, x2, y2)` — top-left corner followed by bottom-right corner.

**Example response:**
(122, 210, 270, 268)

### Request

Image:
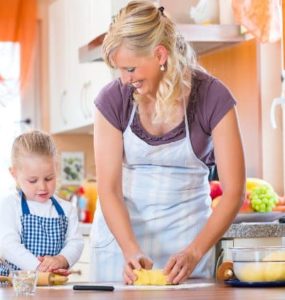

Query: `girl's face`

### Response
(10, 154, 57, 203)
(113, 45, 165, 98)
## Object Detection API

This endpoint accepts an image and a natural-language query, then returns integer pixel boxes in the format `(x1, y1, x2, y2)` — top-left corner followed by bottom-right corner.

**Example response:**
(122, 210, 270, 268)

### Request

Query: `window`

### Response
(0, 42, 21, 193)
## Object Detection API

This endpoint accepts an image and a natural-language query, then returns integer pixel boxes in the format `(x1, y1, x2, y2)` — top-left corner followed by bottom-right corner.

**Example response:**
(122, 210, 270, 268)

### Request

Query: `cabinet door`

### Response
(92, 0, 112, 38)
(49, 0, 124, 133)
(49, 0, 70, 133)
(82, 63, 113, 126)
(65, 0, 88, 130)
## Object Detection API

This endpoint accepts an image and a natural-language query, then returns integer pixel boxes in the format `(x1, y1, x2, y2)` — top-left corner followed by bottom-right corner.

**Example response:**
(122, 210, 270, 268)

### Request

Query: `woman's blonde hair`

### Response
(11, 130, 57, 167)
(103, 0, 197, 124)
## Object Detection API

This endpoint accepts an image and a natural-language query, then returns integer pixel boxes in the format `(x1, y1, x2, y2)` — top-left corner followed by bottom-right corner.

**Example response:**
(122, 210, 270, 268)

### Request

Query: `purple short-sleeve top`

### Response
(95, 69, 236, 166)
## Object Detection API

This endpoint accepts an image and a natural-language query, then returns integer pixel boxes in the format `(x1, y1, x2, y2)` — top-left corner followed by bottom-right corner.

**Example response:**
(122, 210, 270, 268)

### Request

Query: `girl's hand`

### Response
(37, 255, 69, 272)
(164, 248, 200, 284)
(50, 268, 71, 276)
(123, 253, 153, 284)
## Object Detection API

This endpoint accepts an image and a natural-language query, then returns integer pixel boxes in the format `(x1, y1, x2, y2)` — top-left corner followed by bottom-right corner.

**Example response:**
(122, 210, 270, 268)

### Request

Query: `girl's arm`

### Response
(0, 196, 40, 270)
(57, 203, 84, 267)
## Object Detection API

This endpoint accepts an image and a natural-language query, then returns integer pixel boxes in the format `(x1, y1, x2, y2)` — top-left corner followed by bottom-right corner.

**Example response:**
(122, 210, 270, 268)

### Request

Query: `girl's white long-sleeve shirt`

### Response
(0, 191, 84, 271)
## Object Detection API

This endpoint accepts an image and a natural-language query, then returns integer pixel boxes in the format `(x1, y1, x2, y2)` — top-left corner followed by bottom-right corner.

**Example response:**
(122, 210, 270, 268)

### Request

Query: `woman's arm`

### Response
(165, 106, 245, 283)
(94, 108, 153, 282)
(192, 106, 245, 249)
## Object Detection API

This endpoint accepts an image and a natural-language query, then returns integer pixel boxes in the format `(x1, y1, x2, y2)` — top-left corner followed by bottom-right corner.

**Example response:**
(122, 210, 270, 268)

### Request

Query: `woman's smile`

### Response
(131, 80, 143, 90)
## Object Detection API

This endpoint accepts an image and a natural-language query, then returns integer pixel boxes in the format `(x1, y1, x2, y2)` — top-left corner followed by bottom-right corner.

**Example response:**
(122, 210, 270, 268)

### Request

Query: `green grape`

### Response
(249, 186, 278, 212)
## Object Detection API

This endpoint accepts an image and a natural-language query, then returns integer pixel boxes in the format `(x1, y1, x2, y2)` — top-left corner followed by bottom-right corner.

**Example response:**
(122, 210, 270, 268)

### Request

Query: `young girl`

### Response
(0, 130, 84, 275)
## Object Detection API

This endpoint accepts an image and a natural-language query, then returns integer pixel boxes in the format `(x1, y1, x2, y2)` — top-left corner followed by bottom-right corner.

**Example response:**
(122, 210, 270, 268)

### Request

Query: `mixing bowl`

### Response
(231, 247, 285, 282)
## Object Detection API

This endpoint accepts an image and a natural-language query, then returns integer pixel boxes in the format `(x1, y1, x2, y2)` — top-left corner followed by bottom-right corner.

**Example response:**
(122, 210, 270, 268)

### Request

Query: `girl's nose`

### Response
(38, 180, 47, 190)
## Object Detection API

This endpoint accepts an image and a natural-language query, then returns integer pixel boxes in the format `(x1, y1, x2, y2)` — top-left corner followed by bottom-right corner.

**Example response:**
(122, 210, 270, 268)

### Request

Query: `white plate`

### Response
(233, 212, 285, 223)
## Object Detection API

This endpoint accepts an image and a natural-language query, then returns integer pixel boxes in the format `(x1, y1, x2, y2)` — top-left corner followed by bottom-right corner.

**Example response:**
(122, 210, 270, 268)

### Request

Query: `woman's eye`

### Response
(126, 67, 136, 73)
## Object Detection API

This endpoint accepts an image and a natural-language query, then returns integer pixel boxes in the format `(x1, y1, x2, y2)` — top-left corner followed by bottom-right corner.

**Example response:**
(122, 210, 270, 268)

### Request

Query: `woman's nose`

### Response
(121, 71, 133, 85)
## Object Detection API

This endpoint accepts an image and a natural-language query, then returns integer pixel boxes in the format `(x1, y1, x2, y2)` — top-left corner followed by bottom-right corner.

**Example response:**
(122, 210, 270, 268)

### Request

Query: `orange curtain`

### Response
(232, 0, 282, 43)
(0, 0, 37, 91)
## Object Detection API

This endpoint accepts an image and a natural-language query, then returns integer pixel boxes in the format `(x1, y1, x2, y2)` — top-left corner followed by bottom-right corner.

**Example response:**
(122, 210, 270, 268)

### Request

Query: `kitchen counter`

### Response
(1, 280, 285, 300)
(224, 222, 285, 239)
(79, 221, 285, 239)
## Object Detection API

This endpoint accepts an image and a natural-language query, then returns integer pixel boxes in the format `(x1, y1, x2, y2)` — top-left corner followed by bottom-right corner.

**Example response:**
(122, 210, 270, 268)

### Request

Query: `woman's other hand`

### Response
(123, 252, 153, 284)
(164, 248, 200, 284)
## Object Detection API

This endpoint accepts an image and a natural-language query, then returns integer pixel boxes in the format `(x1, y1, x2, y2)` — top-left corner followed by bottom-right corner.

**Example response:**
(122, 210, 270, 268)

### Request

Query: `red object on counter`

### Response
(209, 180, 223, 200)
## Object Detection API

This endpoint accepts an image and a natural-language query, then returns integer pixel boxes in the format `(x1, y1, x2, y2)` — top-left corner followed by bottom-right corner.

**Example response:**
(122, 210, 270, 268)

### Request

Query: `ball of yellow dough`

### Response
(263, 262, 285, 281)
(133, 269, 169, 285)
(235, 263, 265, 282)
(262, 251, 285, 281)
(235, 251, 285, 282)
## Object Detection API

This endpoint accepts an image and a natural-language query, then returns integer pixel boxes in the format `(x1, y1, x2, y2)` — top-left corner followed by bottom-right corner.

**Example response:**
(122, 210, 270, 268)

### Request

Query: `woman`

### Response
(90, 0, 245, 284)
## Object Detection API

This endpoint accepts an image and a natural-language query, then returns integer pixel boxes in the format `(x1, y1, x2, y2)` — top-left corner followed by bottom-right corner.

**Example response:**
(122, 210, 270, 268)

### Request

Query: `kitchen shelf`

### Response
(177, 24, 251, 54)
(79, 24, 251, 62)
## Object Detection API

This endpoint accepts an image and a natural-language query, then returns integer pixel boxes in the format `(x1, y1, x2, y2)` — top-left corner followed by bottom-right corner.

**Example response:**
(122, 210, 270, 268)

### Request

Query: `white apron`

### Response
(90, 102, 215, 281)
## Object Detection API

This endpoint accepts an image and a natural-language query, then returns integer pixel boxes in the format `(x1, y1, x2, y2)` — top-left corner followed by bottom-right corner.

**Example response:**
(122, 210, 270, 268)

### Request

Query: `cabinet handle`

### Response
(80, 85, 88, 118)
(85, 80, 93, 119)
(60, 90, 68, 124)
(270, 97, 285, 129)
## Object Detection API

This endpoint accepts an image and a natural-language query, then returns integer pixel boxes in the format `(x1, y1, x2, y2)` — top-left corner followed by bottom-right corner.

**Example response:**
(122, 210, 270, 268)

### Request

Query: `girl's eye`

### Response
(28, 180, 37, 184)
(45, 177, 54, 182)
(126, 67, 136, 73)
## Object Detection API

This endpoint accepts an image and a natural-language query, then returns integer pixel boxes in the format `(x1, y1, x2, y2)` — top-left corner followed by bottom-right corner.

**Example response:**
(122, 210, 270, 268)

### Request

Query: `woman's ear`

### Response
(154, 45, 168, 65)
(9, 166, 17, 179)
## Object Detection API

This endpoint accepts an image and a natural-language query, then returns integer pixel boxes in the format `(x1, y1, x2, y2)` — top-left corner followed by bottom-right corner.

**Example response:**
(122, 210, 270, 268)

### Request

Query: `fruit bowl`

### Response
(231, 247, 285, 282)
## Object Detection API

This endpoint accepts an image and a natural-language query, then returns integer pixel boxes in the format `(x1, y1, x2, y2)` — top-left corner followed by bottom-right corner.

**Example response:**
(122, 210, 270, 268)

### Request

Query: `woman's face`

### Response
(112, 45, 164, 98)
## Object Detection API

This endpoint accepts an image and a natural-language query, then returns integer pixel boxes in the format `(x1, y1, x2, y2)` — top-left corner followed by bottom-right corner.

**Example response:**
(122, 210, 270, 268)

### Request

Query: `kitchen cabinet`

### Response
(49, 0, 70, 133)
(48, 0, 113, 134)
(79, 0, 249, 62)
(79, 23, 248, 62)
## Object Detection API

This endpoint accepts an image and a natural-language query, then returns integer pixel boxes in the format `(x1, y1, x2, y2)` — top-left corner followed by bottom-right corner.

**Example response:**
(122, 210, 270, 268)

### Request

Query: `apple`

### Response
(239, 192, 254, 213)
(209, 180, 223, 200)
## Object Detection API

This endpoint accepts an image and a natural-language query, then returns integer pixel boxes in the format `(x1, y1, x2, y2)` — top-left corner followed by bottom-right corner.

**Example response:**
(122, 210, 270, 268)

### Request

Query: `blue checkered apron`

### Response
(91, 102, 215, 281)
(0, 192, 68, 275)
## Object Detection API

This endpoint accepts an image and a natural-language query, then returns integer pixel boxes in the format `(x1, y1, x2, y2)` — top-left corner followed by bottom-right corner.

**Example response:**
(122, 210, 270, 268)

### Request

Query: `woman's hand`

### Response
(37, 255, 69, 272)
(123, 252, 153, 284)
(164, 248, 200, 284)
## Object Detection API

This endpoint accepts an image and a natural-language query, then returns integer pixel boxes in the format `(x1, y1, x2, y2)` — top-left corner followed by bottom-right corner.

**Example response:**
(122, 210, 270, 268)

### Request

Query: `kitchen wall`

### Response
(199, 40, 262, 177)
(199, 40, 284, 195)
(53, 134, 95, 183)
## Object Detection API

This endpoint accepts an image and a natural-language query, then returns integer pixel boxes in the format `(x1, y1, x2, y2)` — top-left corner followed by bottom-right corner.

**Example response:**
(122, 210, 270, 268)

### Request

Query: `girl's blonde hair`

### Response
(103, 0, 197, 124)
(11, 130, 57, 167)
